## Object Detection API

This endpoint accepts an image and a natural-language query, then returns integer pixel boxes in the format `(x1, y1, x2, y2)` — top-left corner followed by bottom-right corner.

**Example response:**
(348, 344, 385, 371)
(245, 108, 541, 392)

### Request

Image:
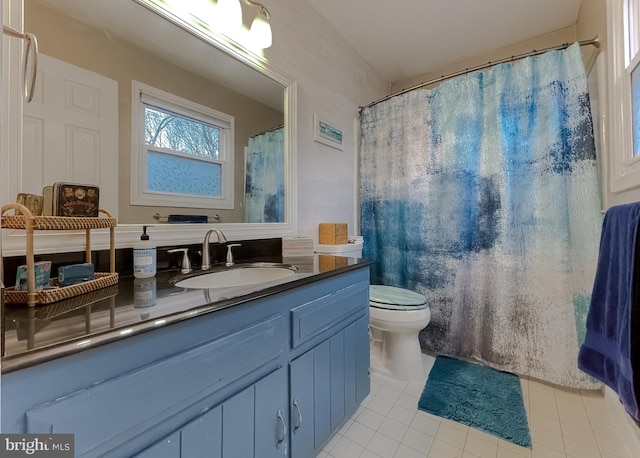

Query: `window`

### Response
(130, 81, 235, 209)
(609, 0, 640, 191)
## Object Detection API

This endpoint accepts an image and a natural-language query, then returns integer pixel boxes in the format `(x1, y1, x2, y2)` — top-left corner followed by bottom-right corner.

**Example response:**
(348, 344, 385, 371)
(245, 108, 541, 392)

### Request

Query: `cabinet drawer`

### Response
(291, 280, 368, 348)
(25, 314, 285, 457)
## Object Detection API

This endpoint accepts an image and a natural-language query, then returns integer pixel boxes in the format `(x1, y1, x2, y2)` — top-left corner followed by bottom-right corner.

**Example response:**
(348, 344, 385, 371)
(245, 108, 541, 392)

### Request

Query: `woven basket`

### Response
(1, 214, 117, 230)
(4, 272, 119, 305)
(4, 285, 120, 320)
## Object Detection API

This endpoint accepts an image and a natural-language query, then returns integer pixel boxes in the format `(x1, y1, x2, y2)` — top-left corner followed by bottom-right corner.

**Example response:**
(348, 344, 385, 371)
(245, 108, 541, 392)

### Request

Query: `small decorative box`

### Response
(319, 223, 348, 245)
(58, 263, 95, 287)
(15, 261, 52, 291)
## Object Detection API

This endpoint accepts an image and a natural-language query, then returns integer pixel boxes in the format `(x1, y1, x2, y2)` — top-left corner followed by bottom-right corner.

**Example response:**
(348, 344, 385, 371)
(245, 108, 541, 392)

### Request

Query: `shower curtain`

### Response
(244, 127, 285, 223)
(360, 43, 602, 388)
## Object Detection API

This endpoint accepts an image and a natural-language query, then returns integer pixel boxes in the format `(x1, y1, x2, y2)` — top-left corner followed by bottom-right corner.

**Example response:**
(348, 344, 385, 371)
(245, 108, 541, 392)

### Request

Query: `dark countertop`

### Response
(2, 255, 372, 373)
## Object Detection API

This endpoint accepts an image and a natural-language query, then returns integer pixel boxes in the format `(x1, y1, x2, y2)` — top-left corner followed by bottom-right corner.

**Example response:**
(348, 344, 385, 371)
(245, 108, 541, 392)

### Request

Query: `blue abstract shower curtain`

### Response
(360, 44, 602, 388)
(244, 127, 285, 223)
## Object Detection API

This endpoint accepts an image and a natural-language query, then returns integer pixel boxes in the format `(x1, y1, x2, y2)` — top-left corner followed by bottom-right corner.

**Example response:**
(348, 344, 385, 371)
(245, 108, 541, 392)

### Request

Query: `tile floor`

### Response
(316, 352, 639, 458)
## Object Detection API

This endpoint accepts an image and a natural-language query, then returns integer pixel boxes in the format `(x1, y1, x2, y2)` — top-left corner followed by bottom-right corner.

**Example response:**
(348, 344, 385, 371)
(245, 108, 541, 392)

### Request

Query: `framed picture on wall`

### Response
(313, 114, 344, 150)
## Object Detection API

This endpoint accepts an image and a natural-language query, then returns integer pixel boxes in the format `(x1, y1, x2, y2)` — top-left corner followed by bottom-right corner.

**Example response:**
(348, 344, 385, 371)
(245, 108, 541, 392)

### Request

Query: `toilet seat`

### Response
(369, 285, 427, 311)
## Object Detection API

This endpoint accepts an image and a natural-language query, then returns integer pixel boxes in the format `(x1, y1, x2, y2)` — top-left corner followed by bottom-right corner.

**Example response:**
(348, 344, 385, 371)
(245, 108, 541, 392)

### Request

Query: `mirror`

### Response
(23, 0, 292, 227)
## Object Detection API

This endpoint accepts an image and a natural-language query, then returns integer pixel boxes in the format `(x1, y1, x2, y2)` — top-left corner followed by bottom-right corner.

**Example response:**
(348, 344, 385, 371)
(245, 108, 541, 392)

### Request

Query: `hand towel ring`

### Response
(3, 26, 38, 103)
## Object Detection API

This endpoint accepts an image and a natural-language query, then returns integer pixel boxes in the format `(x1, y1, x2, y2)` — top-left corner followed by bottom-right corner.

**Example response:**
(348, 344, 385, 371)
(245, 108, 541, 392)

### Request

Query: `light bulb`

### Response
(216, 0, 243, 27)
(250, 13, 272, 49)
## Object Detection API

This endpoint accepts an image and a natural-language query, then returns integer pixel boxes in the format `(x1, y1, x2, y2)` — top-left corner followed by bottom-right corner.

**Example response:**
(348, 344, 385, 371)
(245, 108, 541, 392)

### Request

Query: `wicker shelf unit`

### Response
(1, 203, 118, 306)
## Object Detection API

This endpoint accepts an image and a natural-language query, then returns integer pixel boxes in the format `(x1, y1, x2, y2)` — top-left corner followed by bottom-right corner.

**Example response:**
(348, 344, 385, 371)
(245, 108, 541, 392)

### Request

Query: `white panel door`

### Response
(22, 54, 118, 217)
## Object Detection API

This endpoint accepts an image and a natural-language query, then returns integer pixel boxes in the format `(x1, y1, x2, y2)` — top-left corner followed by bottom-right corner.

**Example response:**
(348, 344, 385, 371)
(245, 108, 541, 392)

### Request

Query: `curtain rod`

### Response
(251, 124, 284, 138)
(360, 37, 600, 111)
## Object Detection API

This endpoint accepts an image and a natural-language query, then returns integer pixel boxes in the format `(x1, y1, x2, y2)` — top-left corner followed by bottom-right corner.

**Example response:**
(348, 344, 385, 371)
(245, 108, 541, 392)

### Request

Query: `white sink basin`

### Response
(174, 266, 296, 289)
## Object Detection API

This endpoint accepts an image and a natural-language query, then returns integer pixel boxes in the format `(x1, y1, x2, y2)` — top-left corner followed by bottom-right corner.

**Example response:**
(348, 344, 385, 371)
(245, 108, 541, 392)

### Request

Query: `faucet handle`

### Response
(225, 244, 242, 267)
(168, 248, 192, 274)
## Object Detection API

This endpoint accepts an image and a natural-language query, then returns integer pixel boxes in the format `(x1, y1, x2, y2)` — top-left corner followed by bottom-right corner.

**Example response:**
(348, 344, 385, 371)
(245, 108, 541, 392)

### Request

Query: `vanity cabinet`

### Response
(1, 267, 370, 458)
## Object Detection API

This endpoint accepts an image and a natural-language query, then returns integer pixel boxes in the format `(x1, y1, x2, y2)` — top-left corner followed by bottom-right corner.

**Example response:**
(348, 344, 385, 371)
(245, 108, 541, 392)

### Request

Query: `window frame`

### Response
(130, 80, 235, 209)
(609, 0, 640, 192)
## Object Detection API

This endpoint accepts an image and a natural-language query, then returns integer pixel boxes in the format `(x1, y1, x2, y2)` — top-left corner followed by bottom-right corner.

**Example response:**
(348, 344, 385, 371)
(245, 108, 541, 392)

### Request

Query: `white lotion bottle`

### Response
(133, 225, 156, 278)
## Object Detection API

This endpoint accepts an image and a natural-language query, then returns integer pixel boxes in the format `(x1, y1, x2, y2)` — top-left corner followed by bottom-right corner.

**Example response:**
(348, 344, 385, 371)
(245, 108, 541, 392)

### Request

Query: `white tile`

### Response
(558, 410, 592, 433)
(357, 407, 386, 431)
(404, 382, 427, 398)
(330, 436, 365, 458)
(368, 396, 395, 416)
(529, 412, 561, 434)
(461, 452, 481, 458)
(386, 378, 410, 393)
(379, 417, 409, 442)
(371, 372, 391, 386)
(427, 438, 463, 458)
(352, 404, 367, 420)
(371, 381, 386, 395)
(323, 432, 343, 453)
(563, 436, 601, 458)
(464, 433, 498, 458)
(441, 419, 470, 433)
(397, 393, 421, 410)
(378, 386, 404, 404)
(467, 427, 499, 444)
(595, 433, 634, 457)
(436, 422, 468, 449)
(530, 427, 565, 453)
(344, 421, 376, 447)
(498, 440, 532, 458)
(530, 443, 566, 458)
(530, 389, 557, 408)
(388, 404, 417, 426)
(560, 420, 598, 444)
(338, 418, 354, 435)
(394, 444, 429, 458)
(315, 451, 329, 458)
(528, 380, 556, 396)
(410, 411, 441, 436)
(402, 428, 435, 454)
(367, 432, 401, 458)
(359, 450, 383, 458)
(529, 400, 560, 421)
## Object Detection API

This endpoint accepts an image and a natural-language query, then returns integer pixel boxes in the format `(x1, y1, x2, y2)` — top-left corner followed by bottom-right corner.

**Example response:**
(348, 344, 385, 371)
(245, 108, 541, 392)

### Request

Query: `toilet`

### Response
(369, 285, 430, 382)
(313, 242, 430, 381)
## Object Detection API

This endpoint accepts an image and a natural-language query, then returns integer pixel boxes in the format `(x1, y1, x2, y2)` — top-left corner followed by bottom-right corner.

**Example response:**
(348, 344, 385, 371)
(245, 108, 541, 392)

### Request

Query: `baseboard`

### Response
(604, 386, 640, 451)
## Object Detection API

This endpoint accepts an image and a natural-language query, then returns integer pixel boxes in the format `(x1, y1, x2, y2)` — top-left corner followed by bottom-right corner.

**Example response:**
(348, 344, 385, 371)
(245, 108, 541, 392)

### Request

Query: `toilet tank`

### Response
(314, 241, 363, 258)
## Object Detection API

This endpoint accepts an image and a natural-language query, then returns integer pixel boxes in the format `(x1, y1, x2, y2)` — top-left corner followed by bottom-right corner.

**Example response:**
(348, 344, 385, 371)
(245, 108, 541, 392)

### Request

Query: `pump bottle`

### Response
(133, 225, 156, 278)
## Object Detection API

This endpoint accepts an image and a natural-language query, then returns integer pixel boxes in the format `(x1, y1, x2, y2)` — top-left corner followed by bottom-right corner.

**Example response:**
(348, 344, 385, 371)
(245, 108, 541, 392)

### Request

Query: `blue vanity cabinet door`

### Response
(134, 431, 180, 458)
(290, 349, 315, 458)
(254, 367, 289, 458)
(289, 314, 371, 457)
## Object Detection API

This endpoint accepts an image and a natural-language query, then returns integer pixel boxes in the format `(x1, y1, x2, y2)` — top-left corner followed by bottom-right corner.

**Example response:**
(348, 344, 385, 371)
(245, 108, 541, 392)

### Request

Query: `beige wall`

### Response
(25, 0, 284, 224)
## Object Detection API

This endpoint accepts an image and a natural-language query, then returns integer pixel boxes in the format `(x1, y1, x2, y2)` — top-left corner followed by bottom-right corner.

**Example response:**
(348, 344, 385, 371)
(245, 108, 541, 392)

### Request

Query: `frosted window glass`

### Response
(147, 150, 221, 196)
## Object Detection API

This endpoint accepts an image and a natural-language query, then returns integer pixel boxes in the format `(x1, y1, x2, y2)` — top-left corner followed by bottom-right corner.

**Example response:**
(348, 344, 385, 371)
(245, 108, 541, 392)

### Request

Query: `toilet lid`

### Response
(369, 285, 428, 311)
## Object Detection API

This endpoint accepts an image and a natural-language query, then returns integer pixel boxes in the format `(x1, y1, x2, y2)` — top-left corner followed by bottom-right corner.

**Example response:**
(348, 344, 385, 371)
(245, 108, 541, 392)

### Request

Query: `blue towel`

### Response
(578, 203, 640, 421)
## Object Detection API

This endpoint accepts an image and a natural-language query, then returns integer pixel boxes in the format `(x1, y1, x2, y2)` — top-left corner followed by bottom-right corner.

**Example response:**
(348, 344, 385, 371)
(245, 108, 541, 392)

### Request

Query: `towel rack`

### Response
(3, 25, 38, 103)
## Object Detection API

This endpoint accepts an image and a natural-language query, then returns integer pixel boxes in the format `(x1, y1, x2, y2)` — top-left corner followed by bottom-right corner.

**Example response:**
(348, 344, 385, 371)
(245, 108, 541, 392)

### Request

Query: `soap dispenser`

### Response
(133, 225, 156, 278)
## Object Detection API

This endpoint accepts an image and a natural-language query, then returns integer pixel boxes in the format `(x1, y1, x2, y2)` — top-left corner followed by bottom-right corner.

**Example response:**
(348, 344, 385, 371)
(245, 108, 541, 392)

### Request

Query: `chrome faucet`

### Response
(201, 228, 228, 270)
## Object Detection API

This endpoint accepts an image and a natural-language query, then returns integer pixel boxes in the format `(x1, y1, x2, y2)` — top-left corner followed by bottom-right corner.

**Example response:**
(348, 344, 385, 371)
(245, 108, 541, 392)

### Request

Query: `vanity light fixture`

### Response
(137, 0, 273, 52)
(245, 0, 272, 49)
(216, 0, 243, 28)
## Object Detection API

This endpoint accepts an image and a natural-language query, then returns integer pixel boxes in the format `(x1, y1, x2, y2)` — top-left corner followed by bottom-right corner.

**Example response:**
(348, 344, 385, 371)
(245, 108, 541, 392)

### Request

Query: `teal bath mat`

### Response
(418, 356, 532, 448)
